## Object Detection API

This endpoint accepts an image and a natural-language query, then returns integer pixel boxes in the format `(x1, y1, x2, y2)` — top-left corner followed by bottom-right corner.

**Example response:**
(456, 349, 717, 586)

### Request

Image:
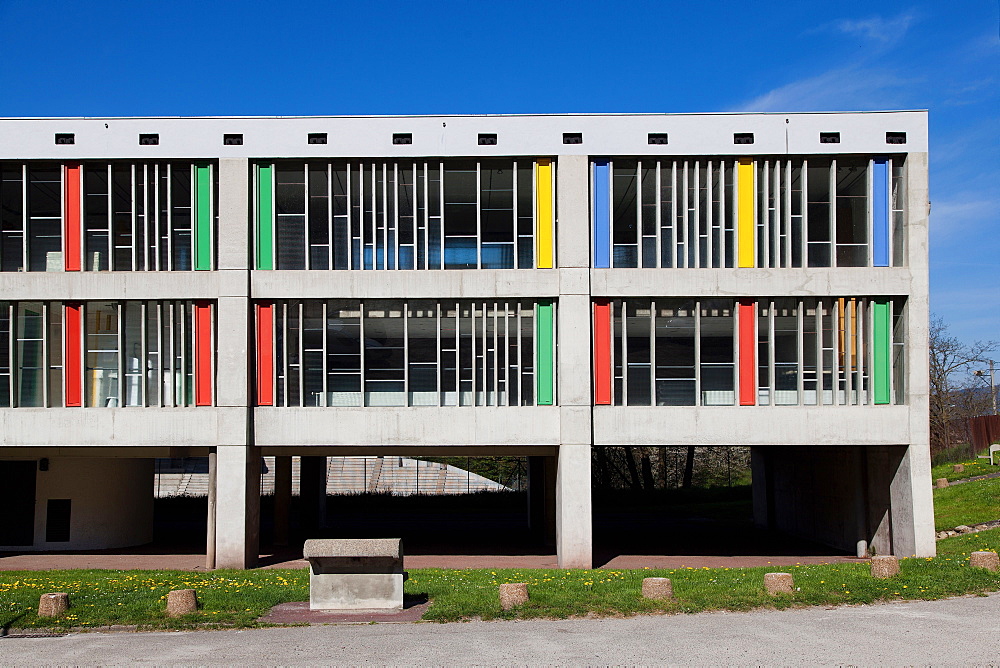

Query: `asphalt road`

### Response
(3, 592, 998, 665)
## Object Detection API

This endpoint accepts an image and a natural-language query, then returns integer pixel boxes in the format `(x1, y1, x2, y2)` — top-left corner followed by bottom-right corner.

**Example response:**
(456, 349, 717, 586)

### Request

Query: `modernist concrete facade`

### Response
(0, 112, 934, 568)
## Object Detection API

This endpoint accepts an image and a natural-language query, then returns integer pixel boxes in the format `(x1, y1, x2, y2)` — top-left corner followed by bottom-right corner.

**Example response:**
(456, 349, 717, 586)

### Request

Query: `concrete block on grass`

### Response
(969, 551, 999, 571)
(166, 589, 198, 616)
(641, 577, 673, 600)
(764, 573, 793, 595)
(499, 582, 529, 610)
(935, 478, 949, 489)
(37, 593, 69, 617)
(870, 555, 900, 578)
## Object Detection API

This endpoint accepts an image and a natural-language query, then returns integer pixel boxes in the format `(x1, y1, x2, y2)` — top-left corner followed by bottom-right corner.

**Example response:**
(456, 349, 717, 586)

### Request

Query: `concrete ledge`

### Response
(591, 267, 913, 298)
(593, 406, 912, 446)
(0, 408, 236, 447)
(303, 539, 403, 560)
(0, 271, 221, 301)
(251, 269, 559, 299)
(254, 406, 561, 446)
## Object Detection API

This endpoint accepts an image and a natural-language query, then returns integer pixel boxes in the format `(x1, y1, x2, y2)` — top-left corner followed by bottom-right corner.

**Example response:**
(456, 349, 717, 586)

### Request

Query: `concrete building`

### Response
(0, 112, 934, 568)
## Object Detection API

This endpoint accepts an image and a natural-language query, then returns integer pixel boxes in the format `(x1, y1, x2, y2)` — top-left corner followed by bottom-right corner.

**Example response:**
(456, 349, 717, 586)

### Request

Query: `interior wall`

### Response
(0, 457, 155, 551)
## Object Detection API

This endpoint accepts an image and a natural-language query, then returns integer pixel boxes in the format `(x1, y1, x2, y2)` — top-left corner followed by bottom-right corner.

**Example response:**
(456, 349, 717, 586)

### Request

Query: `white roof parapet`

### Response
(0, 111, 928, 160)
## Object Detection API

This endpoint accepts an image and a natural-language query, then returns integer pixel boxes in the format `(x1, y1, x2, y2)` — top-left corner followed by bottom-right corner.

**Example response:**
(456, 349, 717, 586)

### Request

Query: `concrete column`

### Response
(217, 158, 250, 272)
(901, 151, 935, 558)
(214, 445, 260, 568)
(300, 456, 328, 534)
(211, 157, 257, 567)
(206, 448, 217, 569)
(556, 444, 592, 568)
(556, 154, 590, 269)
(273, 455, 292, 546)
(553, 154, 594, 569)
(890, 444, 936, 557)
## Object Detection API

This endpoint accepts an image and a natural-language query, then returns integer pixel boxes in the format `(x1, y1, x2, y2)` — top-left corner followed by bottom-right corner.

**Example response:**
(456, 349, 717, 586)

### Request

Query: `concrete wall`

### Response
(0, 457, 153, 551)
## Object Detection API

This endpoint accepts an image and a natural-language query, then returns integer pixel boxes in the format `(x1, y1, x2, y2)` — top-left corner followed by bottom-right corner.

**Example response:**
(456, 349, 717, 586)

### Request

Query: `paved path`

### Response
(0, 552, 857, 571)
(2, 592, 997, 665)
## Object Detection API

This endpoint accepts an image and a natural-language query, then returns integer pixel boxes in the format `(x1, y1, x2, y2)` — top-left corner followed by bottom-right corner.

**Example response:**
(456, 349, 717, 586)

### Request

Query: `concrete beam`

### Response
(594, 406, 912, 447)
(254, 407, 561, 447)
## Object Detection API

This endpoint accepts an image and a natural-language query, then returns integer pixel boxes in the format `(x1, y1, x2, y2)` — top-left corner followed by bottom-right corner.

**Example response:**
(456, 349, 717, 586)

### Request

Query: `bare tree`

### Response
(928, 315, 998, 453)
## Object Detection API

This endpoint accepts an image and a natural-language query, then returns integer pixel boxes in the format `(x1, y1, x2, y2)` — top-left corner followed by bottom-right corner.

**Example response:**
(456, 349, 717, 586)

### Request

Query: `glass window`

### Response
(653, 299, 695, 406)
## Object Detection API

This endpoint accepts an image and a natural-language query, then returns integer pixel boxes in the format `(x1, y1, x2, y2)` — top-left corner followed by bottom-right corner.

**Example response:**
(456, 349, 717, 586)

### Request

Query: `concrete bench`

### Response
(302, 538, 404, 610)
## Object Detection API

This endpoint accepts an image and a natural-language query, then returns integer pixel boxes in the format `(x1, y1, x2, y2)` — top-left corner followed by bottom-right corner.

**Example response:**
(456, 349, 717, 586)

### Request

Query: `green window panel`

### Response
(256, 163, 274, 270)
(194, 163, 212, 271)
(536, 300, 554, 405)
(873, 299, 891, 405)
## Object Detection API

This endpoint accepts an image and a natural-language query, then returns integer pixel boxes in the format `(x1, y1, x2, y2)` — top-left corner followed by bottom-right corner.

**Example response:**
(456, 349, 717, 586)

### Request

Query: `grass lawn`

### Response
(933, 476, 1000, 530)
(2, 529, 998, 629)
(930, 458, 998, 483)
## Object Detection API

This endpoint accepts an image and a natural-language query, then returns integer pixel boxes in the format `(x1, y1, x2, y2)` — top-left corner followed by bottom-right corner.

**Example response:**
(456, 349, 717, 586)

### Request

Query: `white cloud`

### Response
(823, 12, 918, 45)
(732, 66, 916, 112)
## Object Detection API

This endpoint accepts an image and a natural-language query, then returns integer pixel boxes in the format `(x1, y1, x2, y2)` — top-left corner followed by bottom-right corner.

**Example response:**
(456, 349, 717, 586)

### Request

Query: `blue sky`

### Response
(0, 0, 997, 345)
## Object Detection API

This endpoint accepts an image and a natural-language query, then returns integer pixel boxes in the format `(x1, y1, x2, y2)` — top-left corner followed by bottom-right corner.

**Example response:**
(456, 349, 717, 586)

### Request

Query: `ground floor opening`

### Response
(1, 441, 935, 570)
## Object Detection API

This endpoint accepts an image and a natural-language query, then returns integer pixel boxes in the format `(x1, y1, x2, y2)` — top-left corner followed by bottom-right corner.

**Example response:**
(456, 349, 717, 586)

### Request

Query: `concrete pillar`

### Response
(273, 455, 292, 546)
(214, 445, 260, 568)
(553, 154, 594, 569)
(556, 444, 592, 568)
(300, 456, 328, 534)
(890, 444, 936, 557)
(206, 448, 217, 569)
(900, 150, 935, 558)
(211, 158, 257, 567)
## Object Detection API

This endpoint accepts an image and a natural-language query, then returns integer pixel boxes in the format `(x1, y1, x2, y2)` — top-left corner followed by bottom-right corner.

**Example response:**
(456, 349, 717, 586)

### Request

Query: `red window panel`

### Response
(64, 164, 81, 271)
(256, 303, 274, 406)
(65, 303, 82, 406)
(194, 302, 213, 406)
(738, 299, 756, 406)
(593, 299, 612, 405)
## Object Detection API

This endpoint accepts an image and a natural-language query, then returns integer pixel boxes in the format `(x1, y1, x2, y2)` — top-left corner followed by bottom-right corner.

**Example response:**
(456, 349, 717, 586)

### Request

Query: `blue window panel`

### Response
(444, 238, 478, 269)
(593, 160, 611, 268)
(873, 157, 889, 267)
(481, 243, 515, 269)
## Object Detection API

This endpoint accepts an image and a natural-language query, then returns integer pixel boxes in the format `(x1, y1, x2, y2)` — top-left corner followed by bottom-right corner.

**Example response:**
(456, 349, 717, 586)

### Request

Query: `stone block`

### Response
(969, 551, 999, 571)
(935, 478, 949, 489)
(166, 589, 198, 616)
(37, 593, 69, 617)
(952, 464, 964, 473)
(303, 538, 404, 610)
(499, 582, 529, 610)
(764, 573, 793, 595)
(641, 577, 673, 600)
(870, 555, 900, 578)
